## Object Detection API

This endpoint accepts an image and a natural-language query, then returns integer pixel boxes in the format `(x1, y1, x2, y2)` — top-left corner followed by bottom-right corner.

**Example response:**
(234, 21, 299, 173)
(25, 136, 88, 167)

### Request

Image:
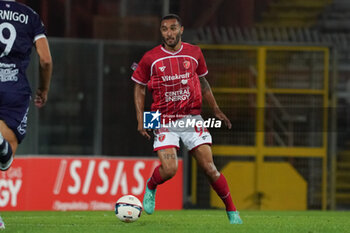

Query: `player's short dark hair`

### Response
(161, 14, 182, 26)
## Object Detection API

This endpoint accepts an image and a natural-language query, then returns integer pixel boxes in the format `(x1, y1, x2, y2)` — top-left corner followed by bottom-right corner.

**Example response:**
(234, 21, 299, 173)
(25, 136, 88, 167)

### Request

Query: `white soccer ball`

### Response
(115, 195, 143, 223)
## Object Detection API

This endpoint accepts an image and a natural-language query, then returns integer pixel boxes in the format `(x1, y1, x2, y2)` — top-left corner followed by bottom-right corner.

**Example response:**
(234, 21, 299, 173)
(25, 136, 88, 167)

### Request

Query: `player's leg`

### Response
(0, 93, 29, 171)
(191, 144, 242, 224)
(148, 147, 178, 189)
(143, 147, 178, 214)
(143, 129, 180, 215)
(0, 94, 21, 228)
(0, 120, 18, 171)
(181, 115, 242, 223)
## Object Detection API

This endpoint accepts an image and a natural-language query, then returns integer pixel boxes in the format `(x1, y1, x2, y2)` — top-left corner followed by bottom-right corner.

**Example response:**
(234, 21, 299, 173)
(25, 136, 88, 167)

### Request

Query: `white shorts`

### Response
(153, 115, 212, 151)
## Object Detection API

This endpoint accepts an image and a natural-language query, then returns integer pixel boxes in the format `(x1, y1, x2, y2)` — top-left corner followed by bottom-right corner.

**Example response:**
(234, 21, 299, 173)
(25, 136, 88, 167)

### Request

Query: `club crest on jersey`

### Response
(159, 66, 166, 72)
(158, 134, 166, 142)
(183, 60, 190, 69)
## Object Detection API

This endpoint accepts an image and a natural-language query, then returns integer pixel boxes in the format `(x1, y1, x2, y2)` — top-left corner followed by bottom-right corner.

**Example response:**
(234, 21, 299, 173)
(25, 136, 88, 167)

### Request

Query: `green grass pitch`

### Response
(1, 210, 349, 233)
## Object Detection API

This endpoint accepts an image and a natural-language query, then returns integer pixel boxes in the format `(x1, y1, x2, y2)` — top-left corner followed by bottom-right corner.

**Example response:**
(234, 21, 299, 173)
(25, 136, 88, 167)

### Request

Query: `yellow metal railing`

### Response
(192, 45, 329, 210)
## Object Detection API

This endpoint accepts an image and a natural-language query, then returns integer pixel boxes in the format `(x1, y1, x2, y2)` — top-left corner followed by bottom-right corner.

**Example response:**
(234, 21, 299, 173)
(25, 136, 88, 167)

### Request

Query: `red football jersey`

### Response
(132, 42, 208, 121)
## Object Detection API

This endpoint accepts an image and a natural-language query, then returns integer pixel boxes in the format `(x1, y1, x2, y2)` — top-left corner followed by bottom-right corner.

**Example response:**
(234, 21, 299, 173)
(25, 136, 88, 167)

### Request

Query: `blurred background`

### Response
(14, 0, 350, 211)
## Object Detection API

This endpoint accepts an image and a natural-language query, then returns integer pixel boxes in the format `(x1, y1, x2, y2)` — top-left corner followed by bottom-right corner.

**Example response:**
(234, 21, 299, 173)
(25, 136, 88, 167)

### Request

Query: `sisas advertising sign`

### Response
(0, 156, 183, 211)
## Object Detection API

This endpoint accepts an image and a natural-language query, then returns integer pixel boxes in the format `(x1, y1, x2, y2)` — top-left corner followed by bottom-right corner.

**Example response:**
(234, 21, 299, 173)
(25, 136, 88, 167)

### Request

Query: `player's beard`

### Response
(162, 31, 181, 49)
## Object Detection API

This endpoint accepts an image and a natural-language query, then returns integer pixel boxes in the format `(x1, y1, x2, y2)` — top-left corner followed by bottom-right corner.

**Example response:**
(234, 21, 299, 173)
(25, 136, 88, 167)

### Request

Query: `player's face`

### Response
(160, 19, 183, 49)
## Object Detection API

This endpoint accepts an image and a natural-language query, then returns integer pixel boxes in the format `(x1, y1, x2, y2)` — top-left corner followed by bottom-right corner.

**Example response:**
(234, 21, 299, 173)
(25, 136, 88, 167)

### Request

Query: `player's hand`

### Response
(213, 107, 232, 129)
(34, 88, 48, 108)
(137, 123, 151, 140)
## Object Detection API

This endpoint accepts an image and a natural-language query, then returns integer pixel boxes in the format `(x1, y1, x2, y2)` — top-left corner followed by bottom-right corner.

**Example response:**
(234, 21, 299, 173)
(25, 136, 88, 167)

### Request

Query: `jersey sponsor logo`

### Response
(159, 66, 166, 72)
(0, 62, 15, 68)
(165, 88, 190, 102)
(0, 10, 29, 24)
(0, 63, 19, 82)
(161, 72, 190, 82)
(143, 110, 161, 129)
(183, 60, 190, 69)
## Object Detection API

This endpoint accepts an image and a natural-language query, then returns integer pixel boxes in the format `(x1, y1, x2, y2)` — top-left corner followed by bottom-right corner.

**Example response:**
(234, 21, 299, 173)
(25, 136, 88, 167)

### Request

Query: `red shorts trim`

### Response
(154, 145, 180, 152)
(189, 143, 212, 153)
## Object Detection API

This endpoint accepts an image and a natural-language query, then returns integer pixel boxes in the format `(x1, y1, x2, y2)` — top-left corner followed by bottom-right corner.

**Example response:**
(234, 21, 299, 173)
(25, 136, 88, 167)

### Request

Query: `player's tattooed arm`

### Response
(199, 77, 211, 95)
(199, 77, 218, 109)
(199, 77, 232, 129)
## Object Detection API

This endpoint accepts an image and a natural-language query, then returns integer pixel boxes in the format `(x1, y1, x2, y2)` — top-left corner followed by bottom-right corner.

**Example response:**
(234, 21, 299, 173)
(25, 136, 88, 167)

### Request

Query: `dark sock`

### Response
(0, 139, 12, 164)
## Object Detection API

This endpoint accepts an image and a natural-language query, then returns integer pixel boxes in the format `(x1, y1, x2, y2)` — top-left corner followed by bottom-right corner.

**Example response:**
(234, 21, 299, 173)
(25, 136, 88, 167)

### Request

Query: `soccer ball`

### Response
(115, 195, 143, 223)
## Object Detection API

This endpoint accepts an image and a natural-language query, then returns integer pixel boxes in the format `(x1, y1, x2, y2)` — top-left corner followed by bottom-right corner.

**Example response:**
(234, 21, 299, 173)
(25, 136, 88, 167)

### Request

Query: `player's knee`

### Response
(203, 163, 220, 181)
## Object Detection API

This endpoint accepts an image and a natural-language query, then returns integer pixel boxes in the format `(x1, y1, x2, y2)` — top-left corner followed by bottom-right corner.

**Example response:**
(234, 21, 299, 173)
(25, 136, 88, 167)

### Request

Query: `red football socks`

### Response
(147, 165, 165, 190)
(211, 173, 237, 211)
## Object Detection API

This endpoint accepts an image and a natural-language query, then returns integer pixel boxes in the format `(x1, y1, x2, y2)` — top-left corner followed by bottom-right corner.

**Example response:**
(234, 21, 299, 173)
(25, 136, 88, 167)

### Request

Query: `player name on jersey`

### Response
(0, 10, 28, 24)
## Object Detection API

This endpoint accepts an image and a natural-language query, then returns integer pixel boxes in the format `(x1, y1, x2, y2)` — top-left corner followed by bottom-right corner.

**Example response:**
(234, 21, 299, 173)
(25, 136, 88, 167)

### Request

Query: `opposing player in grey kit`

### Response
(0, 0, 52, 229)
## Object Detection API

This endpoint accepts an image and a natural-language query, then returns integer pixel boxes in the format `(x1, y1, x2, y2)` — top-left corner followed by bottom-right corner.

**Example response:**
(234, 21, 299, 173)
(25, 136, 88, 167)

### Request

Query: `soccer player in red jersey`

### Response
(132, 14, 242, 224)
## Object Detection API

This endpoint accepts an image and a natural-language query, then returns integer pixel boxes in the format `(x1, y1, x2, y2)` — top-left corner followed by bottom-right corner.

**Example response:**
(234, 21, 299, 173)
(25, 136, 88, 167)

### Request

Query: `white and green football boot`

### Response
(143, 178, 156, 215)
(227, 211, 243, 224)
